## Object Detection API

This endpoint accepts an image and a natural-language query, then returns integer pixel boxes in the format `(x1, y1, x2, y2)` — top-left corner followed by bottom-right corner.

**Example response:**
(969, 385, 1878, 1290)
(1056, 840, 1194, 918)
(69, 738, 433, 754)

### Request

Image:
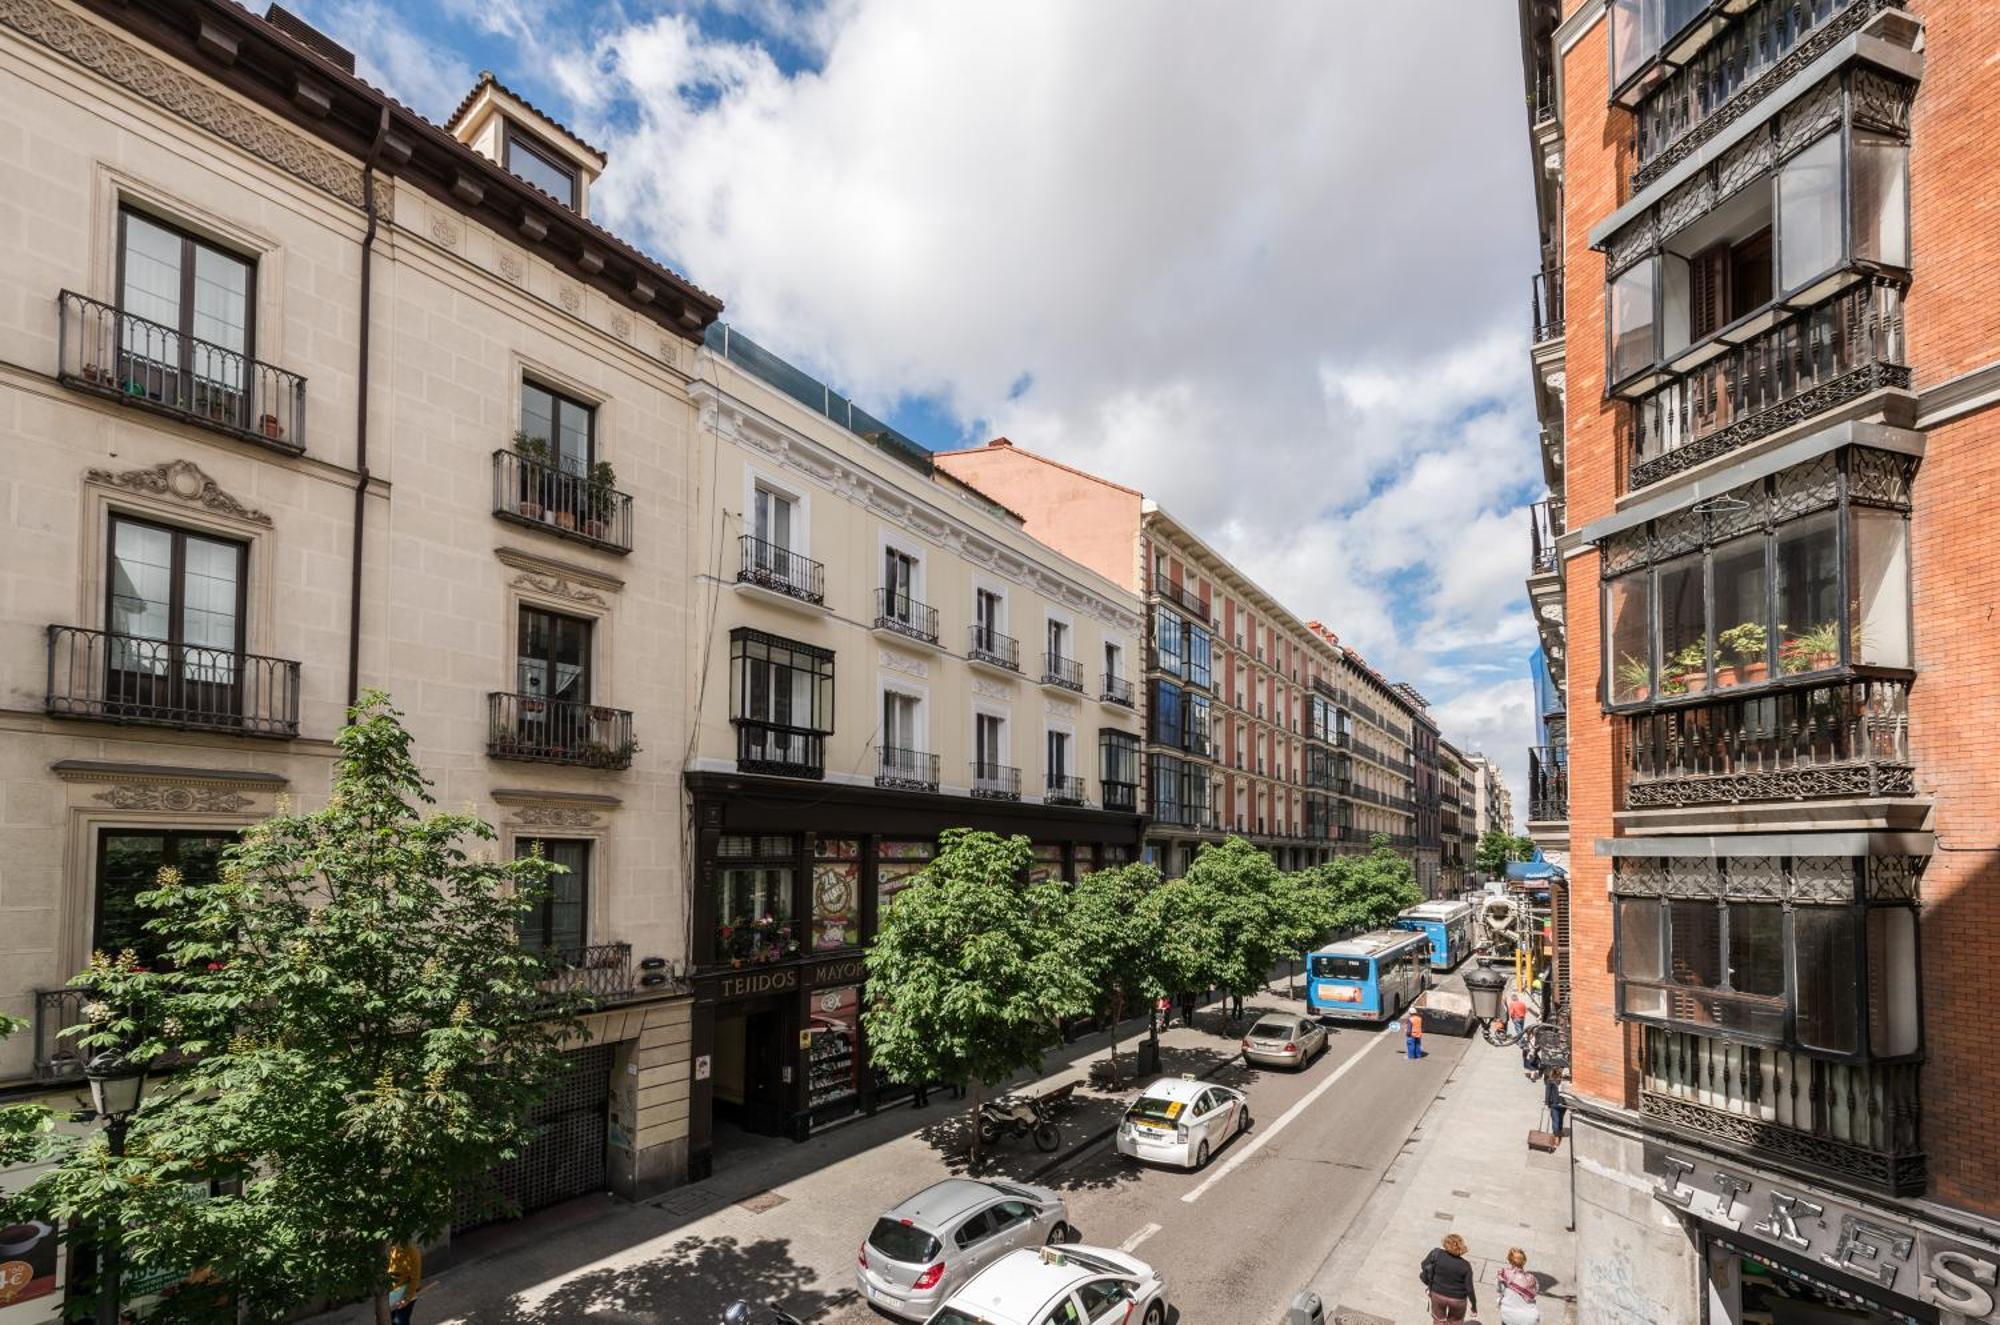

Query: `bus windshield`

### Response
(1311, 955, 1370, 980)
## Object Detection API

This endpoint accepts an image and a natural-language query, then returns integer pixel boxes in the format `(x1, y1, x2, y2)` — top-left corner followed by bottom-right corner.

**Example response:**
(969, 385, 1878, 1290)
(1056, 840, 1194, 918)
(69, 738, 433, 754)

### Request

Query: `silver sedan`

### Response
(856, 1178, 1071, 1321)
(1240, 1014, 1330, 1070)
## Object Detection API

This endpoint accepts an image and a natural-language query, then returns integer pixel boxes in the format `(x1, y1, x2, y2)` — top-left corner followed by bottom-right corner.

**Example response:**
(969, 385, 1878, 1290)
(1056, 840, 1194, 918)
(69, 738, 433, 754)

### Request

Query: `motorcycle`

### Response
(723, 1302, 802, 1325)
(976, 1092, 1061, 1152)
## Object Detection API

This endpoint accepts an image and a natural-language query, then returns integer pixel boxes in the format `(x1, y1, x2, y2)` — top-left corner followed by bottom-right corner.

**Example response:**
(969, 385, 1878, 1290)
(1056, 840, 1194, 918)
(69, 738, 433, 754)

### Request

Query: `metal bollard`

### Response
(1283, 1289, 1325, 1325)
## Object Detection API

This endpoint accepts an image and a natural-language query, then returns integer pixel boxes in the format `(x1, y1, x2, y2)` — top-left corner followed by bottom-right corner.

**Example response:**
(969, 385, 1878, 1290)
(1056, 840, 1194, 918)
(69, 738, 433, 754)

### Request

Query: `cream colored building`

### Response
(0, 0, 724, 1262)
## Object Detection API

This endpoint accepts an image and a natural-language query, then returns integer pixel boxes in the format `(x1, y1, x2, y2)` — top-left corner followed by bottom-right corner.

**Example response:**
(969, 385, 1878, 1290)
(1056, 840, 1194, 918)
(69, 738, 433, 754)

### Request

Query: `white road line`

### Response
(1119, 1222, 1163, 1253)
(1179, 1032, 1393, 1204)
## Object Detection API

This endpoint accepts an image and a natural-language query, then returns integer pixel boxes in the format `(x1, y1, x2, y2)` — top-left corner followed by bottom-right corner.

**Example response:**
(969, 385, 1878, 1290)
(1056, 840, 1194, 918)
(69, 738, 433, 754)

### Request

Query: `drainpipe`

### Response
(346, 105, 391, 710)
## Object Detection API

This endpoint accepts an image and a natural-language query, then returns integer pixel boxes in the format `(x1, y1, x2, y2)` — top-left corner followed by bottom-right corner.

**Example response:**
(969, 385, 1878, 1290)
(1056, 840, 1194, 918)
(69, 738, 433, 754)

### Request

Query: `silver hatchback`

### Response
(1241, 1015, 1330, 1070)
(856, 1178, 1071, 1321)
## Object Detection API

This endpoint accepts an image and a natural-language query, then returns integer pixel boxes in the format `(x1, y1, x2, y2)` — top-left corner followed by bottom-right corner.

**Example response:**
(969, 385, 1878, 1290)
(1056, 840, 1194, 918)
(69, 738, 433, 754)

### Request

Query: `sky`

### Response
(297, 0, 1548, 823)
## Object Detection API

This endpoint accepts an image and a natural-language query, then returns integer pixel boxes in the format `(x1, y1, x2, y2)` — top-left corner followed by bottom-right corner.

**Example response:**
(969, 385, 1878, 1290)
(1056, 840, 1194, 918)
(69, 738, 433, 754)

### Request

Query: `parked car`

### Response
(924, 1243, 1168, 1325)
(1241, 1014, 1329, 1070)
(1114, 1075, 1251, 1170)
(857, 1178, 1071, 1321)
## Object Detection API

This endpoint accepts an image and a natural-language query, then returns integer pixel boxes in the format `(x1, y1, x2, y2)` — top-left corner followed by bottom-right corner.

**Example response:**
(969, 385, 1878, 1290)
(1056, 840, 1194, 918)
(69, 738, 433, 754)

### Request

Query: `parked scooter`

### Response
(976, 1092, 1061, 1152)
(723, 1302, 802, 1325)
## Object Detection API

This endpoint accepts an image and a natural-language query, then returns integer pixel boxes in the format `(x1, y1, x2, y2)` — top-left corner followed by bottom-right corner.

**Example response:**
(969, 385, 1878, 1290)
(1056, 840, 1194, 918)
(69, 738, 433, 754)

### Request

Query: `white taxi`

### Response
(1113, 1075, 1250, 1169)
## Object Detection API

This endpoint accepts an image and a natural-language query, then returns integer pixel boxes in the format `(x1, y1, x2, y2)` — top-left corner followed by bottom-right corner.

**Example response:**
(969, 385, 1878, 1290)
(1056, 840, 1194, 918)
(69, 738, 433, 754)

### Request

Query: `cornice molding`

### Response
(52, 759, 288, 788)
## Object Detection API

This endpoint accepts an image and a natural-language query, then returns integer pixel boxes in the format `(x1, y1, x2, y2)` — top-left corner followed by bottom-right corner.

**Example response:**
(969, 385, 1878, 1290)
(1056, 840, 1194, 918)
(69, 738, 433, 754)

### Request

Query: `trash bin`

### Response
(1283, 1289, 1325, 1325)
(1134, 1039, 1161, 1077)
(1463, 966, 1509, 1024)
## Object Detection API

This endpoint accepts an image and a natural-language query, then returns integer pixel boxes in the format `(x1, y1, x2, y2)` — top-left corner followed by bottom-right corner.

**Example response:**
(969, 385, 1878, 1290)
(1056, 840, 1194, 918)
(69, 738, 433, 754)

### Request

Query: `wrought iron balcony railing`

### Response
(1045, 774, 1087, 807)
(735, 534, 822, 603)
(57, 289, 307, 451)
(1102, 780, 1138, 813)
(492, 449, 634, 554)
(735, 720, 826, 779)
(1626, 279, 1908, 490)
(971, 762, 1021, 800)
(711, 917, 806, 969)
(536, 941, 638, 1003)
(1529, 496, 1564, 576)
(33, 988, 86, 1082)
(1621, 679, 1912, 809)
(874, 589, 939, 645)
(876, 745, 939, 792)
(1531, 267, 1564, 343)
(1529, 743, 1569, 823)
(1041, 652, 1084, 692)
(487, 692, 636, 769)
(968, 625, 1020, 671)
(1151, 574, 1212, 623)
(46, 625, 302, 737)
(1100, 673, 1134, 707)
(1640, 1025, 1923, 1197)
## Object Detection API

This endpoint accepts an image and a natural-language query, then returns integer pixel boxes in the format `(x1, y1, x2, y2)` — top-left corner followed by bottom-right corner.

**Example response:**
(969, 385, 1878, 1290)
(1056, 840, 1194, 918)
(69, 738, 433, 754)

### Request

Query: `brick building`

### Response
(1519, 0, 2000, 1319)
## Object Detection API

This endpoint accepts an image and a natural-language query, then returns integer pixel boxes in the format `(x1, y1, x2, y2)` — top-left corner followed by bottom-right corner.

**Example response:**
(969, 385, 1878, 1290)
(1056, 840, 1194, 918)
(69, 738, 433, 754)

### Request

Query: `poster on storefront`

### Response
(0, 1218, 59, 1318)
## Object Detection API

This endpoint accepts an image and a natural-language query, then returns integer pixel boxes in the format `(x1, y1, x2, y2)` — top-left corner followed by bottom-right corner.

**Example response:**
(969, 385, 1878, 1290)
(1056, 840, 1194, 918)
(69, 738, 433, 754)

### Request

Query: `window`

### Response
(1104, 640, 1122, 683)
(953, 1209, 995, 1249)
(1101, 729, 1140, 790)
(1185, 693, 1212, 756)
(1685, 229, 1772, 340)
(1656, 554, 1706, 697)
(1609, 260, 1657, 386)
(976, 713, 1005, 774)
(884, 548, 918, 620)
(730, 630, 833, 773)
(517, 605, 591, 706)
(1046, 618, 1070, 662)
(521, 380, 594, 476)
(1775, 510, 1839, 674)
(107, 515, 247, 714)
(1795, 906, 1858, 1053)
(1711, 535, 1768, 688)
(1148, 753, 1184, 822)
(1606, 572, 1651, 703)
(1040, 1299, 1084, 1325)
(503, 124, 579, 208)
(976, 589, 1004, 651)
(1150, 681, 1182, 747)
(1777, 134, 1843, 294)
(1187, 626, 1212, 689)
(1153, 607, 1184, 676)
(883, 691, 921, 752)
(1047, 730, 1070, 781)
(96, 829, 234, 961)
(516, 838, 588, 954)
(1851, 133, 1909, 268)
(753, 485, 795, 553)
(813, 839, 861, 952)
(1849, 507, 1910, 668)
(716, 835, 797, 965)
(118, 208, 255, 396)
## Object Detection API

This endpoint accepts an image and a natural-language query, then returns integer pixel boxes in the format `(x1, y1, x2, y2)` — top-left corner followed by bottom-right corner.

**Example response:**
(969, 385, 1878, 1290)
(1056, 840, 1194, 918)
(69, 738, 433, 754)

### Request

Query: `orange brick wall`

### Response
(1906, 2, 2000, 390)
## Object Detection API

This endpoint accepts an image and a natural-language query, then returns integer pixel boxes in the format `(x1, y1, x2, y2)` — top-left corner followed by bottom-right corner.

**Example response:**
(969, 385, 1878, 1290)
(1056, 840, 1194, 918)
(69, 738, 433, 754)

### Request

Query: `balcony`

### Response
(492, 449, 633, 555)
(487, 692, 636, 769)
(1041, 652, 1084, 693)
(1625, 278, 1908, 490)
(1640, 1025, 1923, 1197)
(1046, 774, 1087, 807)
(971, 762, 1022, 801)
(1103, 780, 1138, 813)
(1529, 497, 1564, 576)
(1528, 744, 1569, 824)
(876, 745, 939, 793)
(712, 917, 806, 970)
(33, 988, 86, 1082)
(1621, 679, 1911, 810)
(1531, 267, 1564, 343)
(735, 720, 826, 780)
(537, 941, 639, 1004)
(874, 589, 940, 647)
(46, 625, 302, 738)
(735, 535, 824, 605)
(57, 289, 307, 453)
(1147, 796, 1219, 832)
(1100, 673, 1135, 708)
(1151, 574, 1212, 623)
(967, 626, 1020, 672)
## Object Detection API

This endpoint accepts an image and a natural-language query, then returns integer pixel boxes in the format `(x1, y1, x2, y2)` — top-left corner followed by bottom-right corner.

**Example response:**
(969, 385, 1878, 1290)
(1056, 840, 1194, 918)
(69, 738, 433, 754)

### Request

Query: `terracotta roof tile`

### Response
(445, 70, 609, 166)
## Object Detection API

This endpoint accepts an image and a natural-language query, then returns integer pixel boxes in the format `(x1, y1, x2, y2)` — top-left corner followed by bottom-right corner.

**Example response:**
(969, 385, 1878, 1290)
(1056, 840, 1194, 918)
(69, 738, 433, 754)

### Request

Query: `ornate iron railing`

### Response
(1531, 64, 1557, 127)
(735, 535, 821, 602)
(1046, 774, 1087, 806)
(46, 625, 301, 737)
(735, 720, 825, 779)
(970, 762, 1021, 800)
(537, 941, 637, 1003)
(1621, 679, 1912, 808)
(1627, 279, 1908, 490)
(967, 625, 1020, 671)
(492, 449, 633, 553)
(487, 692, 636, 769)
(1532, 267, 1564, 343)
(57, 289, 307, 451)
(874, 589, 939, 645)
(1640, 1025, 1924, 1196)
(33, 988, 87, 1082)
(1100, 673, 1134, 707)
(1151, 574, 1211, 623)
(876, 745, 939, 792)
(1102, 780, 1138, 813)
(1529, 743, 1569, 823)
(1041, 652, 1084, 692)
(1530, 496, 1564, 576)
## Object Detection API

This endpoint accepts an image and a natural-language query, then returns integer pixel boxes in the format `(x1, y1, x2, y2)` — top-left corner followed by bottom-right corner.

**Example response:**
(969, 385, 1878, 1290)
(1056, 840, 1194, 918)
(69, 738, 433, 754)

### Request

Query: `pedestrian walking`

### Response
(1154, 995, 1171, 1033)
(1507, 991, 1528, 1040)
(912, 1077, 930, 1108)
(1497, 1246, 1542, 1324)
(1404, 1005, 1425, 1060)
(387, 1240, 422, 1325)
(1180, 990, 1197, 1028)
(1418, 1232, 1477, 1322)
(1543, 1067, 1566, 1137)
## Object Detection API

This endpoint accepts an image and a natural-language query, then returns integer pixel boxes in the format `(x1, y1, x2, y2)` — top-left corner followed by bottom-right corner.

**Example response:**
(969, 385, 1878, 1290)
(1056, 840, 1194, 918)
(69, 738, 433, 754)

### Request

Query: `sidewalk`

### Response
(1307, 1025, 1576, 1325)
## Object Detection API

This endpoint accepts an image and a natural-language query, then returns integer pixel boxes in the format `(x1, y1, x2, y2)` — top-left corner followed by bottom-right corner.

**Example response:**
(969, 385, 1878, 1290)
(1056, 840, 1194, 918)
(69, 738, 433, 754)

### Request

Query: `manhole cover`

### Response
(738, 1189, 790, 1214)
(1331, 1309, 1394, 1325)
(652, 1188, 726, 1218)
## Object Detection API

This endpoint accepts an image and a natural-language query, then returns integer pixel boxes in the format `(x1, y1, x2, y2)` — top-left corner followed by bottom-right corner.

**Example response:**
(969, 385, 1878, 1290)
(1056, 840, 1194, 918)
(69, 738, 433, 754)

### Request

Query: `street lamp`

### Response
(83, 1050, 149, 1325)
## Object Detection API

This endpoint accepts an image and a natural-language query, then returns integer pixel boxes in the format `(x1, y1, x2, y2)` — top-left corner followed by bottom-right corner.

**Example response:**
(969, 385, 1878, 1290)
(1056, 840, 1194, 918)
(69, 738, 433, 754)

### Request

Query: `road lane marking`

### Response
(1179, 1031, 1393, 1204)
(1119, 1222, 1162, 1253)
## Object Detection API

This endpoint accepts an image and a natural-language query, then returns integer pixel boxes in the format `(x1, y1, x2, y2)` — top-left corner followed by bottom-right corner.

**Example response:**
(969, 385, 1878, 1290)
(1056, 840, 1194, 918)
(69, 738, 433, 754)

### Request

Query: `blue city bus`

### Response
(1305, 930, 1432, 1023)
(1392, 899, 1477, 971)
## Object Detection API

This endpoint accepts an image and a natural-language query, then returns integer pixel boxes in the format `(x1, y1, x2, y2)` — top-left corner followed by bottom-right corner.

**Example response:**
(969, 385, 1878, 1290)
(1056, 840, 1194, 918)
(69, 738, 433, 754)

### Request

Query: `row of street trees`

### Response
(1475, 828, 1540, 880)
(864, 830, 1422, 1167)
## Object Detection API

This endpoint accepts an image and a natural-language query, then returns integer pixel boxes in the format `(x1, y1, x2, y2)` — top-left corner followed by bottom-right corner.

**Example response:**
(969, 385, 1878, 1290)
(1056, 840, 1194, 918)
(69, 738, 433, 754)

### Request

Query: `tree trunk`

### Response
(967, 1078, 985, 1172)
(1104, 988, 1125, 1083)
(374, 1288, 390, 1325)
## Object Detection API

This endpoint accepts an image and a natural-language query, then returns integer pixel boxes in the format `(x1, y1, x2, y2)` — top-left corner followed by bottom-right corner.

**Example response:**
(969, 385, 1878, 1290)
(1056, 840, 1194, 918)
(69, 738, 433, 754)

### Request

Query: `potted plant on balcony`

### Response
(584, 460, 618, 541)
(1718, 621, 1767, 686)
(1664, 642, 1706, 695)
(259, 412, 285, 441)
(512, 432, 550, 520)
(1780, 621, 1841, 674)
(1615, 653, 1651, 702)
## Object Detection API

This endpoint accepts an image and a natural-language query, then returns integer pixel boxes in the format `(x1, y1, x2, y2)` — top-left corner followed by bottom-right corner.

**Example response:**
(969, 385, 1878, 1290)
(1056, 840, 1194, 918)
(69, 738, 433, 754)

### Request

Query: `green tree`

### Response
(1, 693, 584, 1323)
(1512, 834, 1539, 863)
(1287, 838, 1424, 950)
(1065, 862, 1165, 1083)
(1180, 837, 1289, 1019)
(1477, 828, 1535, 878)
(863, 830, 1091, 1169)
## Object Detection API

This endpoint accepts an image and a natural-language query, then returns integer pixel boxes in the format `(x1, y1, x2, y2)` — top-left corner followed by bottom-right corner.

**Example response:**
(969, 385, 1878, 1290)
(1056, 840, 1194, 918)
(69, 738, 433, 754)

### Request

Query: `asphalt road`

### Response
(820, 1016, 1470, 1325)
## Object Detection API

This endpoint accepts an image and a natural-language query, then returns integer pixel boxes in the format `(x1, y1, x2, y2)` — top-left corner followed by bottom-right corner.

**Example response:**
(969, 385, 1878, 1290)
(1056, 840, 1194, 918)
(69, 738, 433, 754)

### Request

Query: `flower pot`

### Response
(554, 511, 577, 531)
(584, 519, 608, 540)
(1742, 660, 1769, 683)
(521, 698, 546, 715)
(259, 414, 284, 439)
(1676, 671, 1706, 693)
(518, 501, 544, 520)
(1713, 665, 1739, 688)
(1812, 651, 1838, 671)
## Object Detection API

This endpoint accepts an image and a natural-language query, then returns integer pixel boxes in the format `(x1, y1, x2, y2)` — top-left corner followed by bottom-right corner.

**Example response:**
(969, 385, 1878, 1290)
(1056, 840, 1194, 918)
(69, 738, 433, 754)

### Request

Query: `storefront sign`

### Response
(711, 967, 800, 1002)
(1645, 1143, 2000, 1321)
(809, 956, 865, 987)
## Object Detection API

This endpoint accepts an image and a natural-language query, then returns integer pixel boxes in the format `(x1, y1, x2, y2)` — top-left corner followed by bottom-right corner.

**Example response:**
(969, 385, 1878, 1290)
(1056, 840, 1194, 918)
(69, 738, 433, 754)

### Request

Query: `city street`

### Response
(313, 989, 1471, 1325)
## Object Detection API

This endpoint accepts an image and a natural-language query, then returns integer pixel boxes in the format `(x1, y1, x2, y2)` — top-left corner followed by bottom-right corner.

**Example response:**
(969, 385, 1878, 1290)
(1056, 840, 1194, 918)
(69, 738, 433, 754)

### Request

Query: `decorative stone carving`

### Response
(509, 805, 603, 829)
(0, 0, 366, 207)
(498, 251, 526, 283)
(878, 649, 929, 679)
(86, 459, 273, 527)
(428, 214, 460, 247)
(611, 313, 632, 340)
(558, 285, 582, 313)
(94, 784, 253, 812)
(510, 572, 605, 607)
(1043, 699, 1079, 719)
(970, 677, 1013, 700)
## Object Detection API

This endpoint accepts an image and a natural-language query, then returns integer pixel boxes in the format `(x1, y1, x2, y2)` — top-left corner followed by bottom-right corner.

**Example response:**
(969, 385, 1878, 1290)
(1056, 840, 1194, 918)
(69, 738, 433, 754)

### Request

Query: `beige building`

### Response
(0, 0, 731, 1267)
